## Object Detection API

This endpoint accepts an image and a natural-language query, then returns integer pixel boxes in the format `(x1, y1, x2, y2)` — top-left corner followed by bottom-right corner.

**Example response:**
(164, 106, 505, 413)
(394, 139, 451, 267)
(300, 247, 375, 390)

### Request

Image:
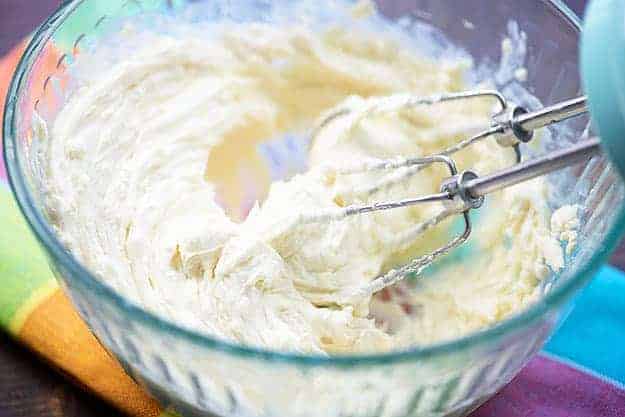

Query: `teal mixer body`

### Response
(582, 0, 625, 177)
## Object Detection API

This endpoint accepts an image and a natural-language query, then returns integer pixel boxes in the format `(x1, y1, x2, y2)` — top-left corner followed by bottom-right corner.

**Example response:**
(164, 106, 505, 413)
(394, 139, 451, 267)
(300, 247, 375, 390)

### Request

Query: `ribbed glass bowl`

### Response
(4, 1, 625, 416)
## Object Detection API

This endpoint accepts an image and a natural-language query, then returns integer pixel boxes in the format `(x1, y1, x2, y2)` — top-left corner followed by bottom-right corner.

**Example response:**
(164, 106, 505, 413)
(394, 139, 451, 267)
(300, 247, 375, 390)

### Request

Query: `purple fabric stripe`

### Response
(472, 354, 625, 417)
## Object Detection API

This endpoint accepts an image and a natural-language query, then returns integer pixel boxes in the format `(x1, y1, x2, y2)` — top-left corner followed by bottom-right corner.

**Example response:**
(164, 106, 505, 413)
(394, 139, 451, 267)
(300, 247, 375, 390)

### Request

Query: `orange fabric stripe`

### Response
(18, 288, 162, 417)
(0, 39, 26, 119)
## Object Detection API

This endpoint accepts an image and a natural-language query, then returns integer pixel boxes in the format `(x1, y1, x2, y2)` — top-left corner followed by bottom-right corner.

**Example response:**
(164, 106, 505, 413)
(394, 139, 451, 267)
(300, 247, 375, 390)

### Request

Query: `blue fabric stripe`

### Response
(544, 265, 625, 384)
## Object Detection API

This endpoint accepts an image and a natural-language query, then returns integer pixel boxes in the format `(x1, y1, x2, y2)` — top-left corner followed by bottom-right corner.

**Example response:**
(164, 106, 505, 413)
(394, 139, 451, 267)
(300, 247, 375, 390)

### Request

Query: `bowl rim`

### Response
(4, 0, 625, 367)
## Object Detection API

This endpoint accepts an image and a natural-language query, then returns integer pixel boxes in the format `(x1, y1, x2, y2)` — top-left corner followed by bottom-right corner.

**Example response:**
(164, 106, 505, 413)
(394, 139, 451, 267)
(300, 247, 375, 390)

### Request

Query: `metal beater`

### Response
(288, 91, 596, 300)
(307, 0, 625, 300)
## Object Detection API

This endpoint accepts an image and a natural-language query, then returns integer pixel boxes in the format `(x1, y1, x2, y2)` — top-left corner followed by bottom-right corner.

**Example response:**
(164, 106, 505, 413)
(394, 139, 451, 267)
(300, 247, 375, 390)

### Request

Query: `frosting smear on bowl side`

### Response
(43, 3, 572, 354)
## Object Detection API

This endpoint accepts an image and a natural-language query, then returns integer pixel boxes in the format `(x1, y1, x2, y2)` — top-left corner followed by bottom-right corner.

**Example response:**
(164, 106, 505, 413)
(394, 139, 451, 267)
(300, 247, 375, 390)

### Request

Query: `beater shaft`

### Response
(463, 137, 601, 198)
(513, 96, 588, 134)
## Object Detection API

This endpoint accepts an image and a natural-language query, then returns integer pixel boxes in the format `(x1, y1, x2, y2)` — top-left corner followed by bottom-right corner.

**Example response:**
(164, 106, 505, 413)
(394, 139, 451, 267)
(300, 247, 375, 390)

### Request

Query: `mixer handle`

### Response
(581, 0, 625, 180)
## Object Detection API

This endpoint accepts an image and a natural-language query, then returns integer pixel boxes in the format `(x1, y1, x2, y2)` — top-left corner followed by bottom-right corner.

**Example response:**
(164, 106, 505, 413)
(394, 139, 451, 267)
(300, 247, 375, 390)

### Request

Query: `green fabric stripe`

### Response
(0, 186, 55, 329)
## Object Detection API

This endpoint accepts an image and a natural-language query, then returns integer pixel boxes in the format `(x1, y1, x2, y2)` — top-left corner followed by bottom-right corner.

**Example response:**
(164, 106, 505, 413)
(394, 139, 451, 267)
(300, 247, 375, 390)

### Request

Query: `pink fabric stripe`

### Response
(0, 155, 7, 181)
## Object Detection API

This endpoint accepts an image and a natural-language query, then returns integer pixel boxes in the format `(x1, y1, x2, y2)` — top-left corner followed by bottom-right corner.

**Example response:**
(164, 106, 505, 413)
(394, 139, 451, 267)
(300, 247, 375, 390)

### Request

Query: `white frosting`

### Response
(44, 14, 572, 354)
(551, 205, 580, 256)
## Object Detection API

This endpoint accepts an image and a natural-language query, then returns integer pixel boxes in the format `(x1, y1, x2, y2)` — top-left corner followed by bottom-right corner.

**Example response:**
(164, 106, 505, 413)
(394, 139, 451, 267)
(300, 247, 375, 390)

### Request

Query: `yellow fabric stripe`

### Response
(7, 278, 59, 335)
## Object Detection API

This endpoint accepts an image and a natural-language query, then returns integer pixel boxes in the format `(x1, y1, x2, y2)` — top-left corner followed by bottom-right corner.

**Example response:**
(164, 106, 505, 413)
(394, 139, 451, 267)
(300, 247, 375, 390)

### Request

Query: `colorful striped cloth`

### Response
(2, 41, 625, 417)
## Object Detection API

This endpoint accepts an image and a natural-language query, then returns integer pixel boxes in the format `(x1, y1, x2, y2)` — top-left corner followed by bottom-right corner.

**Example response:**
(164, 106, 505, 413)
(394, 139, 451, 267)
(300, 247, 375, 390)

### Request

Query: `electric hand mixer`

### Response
(280, 0, 625, 301)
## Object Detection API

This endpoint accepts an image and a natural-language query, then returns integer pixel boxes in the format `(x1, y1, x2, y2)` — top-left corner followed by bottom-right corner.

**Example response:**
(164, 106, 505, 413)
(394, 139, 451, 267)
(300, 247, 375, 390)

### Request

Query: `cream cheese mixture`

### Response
(43, 5, 572, 354)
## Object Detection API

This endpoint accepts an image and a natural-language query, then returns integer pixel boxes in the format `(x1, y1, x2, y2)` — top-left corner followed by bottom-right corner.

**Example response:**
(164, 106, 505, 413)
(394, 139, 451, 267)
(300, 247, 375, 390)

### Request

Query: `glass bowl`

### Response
(4, 1, 625, 416)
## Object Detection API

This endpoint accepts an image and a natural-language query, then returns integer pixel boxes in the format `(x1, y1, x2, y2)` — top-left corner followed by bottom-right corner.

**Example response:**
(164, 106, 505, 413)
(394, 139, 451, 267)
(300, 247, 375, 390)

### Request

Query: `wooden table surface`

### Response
(0, 1, 618, 417)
